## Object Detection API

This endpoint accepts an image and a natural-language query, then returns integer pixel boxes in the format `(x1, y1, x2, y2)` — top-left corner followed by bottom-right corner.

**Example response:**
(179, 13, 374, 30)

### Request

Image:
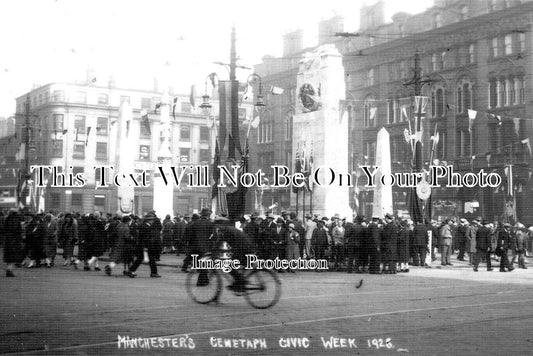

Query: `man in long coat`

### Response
(4, 209, 22, 277)
(380, 214, 398, 273)
(366, 217, 382, 274)
(473, 220, 493, 272)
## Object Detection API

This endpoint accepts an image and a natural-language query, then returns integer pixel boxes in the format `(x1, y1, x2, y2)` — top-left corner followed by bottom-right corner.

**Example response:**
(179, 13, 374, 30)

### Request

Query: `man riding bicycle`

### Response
(211, 216, 255, 293)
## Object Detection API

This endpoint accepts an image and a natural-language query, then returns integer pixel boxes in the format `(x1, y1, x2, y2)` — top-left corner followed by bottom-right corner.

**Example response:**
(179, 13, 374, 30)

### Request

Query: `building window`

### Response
(180, 126, 190, 141)
(73, 142, 85, 159)
(200, 126, 209, 142)
(74, 91, 86, 103)
(97, 117, 108, 135)
(399, 24, 404, 37)
(53, 90, 65, 102)
(504, 34, 513, 55)
(53, 114, 64, 131)
(387, 100, 394, 124)
(285, 115, 292, 140)
(432, 13, 442, 28)
(96, 142, 107, 160)
(38, 94, 42, 106)
(74, 116, 86, 134)
(488, 79, 497, 108)
(488, 124, 501, 153)
(437, 132, 446, 159)
(499, 79, 507, 107)
(179, 148, 190, 162)
(365, 68, 374, 86)
(518, 77, 525, 104)
(457, 81, 473, 113)
(181, 102, 192, 113)
(141, 97, 151, 110)
(140, 120, 151, 137)
(467, 44, 475, 64)
(491, 37, 499, 58)
(456, 130, 471, 157)
(51, 139, 63, 157)
(518, 33, 526, 53)
(94, 195, 105, 210)
(139, 145, 150, 160)
(199, 149, 210, 163)
(431, 87, 445, 118)
(432, 53, 442, 72)
(97, 93, 109, 105)
(72, 166, 84, 177)
(363, 97, 376, 128)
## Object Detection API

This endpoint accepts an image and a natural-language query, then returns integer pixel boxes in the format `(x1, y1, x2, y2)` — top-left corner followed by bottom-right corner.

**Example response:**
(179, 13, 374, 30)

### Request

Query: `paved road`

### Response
(1, 255, 532, 355)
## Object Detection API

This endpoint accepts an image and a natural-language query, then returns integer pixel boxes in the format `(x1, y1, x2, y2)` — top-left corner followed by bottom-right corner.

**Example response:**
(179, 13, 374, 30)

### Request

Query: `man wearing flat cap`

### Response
(128, 212, 162, 278)
(181, 208, 214, 273)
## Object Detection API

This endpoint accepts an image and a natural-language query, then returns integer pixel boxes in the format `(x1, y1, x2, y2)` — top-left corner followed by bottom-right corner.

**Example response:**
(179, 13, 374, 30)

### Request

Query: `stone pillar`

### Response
(292, 45, 351, 218)
(153, 89, 174, 218)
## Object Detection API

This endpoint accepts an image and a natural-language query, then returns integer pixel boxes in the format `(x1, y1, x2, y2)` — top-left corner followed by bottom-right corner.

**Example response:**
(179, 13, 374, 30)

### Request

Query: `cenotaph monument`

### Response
(292, 44, 351, 218)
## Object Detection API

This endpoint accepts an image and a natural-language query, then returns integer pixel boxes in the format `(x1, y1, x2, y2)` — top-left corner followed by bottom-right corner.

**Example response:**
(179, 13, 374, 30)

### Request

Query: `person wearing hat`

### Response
(304, 214, 317, 259)
(286, 223, 300, 272)
(127, 212, 162, 278)
(243, 213, 260, 252)
(345, 215, 365, 273)
(514, 223, 528, 269)
(364, 216, 382, 273)
(473, 219, 493, 272)
(271, 217, 288, 272)
(181, 208, 214, 273)
(173, 215, 187, 256)
(311, 219, 329, 271)
(455, 218, 469, 261)
(466, 218, 479, 265)
(495, 222, 514, 272)
(412, 220, 428, 267)
(439, 219, 454, 267)
(397, 220, 411, 273)
(4, 209, 23, 277)
(331, 218, 345, 271)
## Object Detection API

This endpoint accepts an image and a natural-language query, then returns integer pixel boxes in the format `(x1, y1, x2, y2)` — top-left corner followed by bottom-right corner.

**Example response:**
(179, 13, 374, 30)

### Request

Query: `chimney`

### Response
(283, 29, 304, 56)
(318, 16, 344, 45)
(360, 1, 386, 31)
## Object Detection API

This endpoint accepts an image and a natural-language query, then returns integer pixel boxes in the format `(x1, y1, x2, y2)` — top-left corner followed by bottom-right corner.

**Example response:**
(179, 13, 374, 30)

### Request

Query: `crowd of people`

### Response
(1, 207, 532, 277)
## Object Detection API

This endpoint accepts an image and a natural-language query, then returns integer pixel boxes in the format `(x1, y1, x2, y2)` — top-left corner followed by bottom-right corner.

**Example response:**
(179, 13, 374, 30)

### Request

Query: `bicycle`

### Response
(185, 253, 282, 309)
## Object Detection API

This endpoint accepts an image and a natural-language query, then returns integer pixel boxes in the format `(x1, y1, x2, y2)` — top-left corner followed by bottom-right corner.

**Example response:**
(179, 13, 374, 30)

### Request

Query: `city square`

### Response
(2, 1, 533, 355)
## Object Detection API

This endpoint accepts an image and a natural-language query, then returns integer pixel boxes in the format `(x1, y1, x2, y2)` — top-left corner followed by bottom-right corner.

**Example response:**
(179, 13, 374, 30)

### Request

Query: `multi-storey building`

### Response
(253, 0, 533, 223)
(12, 81, 216, 215)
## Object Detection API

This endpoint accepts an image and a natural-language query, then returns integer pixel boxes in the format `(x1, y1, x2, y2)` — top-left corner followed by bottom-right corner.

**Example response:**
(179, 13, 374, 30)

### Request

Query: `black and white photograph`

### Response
(1, 0, 533, 354)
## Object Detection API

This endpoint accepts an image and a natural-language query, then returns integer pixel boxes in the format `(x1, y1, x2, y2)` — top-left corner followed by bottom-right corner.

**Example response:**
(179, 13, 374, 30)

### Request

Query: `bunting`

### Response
(522, 138, 532, 156)
(85, 126, 92, 146)
(190, 85, 196, 109)
(270, 86, 284, 95)
(172, 97, 178, 120)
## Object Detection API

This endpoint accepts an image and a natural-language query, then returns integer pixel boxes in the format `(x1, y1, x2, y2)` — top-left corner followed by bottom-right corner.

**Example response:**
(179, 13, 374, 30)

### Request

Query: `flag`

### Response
(250, 115, 260, 129)
(401, 106, 408, 121)
(413, 96, 428, 142)
(85, 126, 91, 146)
(512, 118, 520, 137)
(521, 138, 532, 156)
(369, 107, 377, 120)
(190, 85, 196, 109)
(141, 109, 151, 135)
(270, 86, 284, 95)
(208, 72, 217, 88)
(467, 109, 477, 132)
(218, 80, 240, 154)
(172, 97, 178, 120)
(306, 146, 314, 192)
(292, 145, 302, 193)
(496, 115, 502, 125)
(486, 154, 492, 165)
(154, 102, 161, 114)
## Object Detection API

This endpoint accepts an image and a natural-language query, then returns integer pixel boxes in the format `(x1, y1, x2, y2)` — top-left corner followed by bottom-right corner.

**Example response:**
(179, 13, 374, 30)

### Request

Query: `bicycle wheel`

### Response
(243, 269, 281, 309)
(185, 269, 222, 304)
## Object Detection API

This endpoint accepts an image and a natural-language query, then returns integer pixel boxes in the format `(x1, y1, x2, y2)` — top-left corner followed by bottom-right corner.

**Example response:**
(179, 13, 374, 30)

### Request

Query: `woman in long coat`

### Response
(286, 223, 300, 272)
(105, 215, 132, 276)
(466, 221, 478, 265)
(59, 213, 78, 266)
(27, 215, 45, 268)
(43, 214, 57, 267)
(4, 210, 23, 277)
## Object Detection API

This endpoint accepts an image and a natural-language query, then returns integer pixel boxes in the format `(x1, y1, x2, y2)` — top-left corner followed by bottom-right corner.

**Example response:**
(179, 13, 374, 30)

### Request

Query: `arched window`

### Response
(431, 87, 445, 118)
(457, 80, 473, 113)
(363, 96, 376, 128)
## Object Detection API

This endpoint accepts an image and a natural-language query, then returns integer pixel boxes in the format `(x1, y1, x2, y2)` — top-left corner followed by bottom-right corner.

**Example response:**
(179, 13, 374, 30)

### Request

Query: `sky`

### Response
(0, 0, 433, 117)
